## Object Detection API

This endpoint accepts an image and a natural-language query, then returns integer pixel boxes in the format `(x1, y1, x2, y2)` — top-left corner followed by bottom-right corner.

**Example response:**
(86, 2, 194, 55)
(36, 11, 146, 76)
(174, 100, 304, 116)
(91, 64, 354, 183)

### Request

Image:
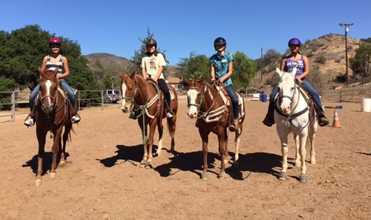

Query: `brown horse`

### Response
(120, 73, 178, 166)
(34, 69, 73, 186)
(184, 80, 245, 179)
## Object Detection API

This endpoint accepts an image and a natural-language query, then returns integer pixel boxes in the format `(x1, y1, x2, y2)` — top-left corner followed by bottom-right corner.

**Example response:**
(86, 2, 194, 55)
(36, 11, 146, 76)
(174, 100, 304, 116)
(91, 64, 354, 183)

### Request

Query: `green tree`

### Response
(0, 25, 98, 90)
(178, 53, 210, 80)
(233, 51, 257, 88)
(351, 40, 371, 78)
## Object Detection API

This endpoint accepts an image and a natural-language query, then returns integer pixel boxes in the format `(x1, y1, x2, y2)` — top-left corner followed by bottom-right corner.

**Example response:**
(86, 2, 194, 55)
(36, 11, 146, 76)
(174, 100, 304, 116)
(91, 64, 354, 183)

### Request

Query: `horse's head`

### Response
(120, 73, 137, 113)
(183, 80, 205, 119)
(276, 68, 297, 114)
(39, 68, 59, 115)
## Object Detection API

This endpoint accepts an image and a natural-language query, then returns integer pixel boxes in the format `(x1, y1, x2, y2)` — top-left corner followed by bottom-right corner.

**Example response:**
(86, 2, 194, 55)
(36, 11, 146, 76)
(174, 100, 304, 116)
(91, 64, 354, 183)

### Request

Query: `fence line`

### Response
(0, 91, 17, 122)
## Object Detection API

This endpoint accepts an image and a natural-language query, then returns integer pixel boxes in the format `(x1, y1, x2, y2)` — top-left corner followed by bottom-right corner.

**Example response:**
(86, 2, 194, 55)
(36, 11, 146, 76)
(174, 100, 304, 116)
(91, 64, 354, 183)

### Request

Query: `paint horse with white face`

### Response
(34, 68, 73, 186)
(184, 80, 245, 179)
(120, 73, 178, 166)
(274, 68, 318, 183)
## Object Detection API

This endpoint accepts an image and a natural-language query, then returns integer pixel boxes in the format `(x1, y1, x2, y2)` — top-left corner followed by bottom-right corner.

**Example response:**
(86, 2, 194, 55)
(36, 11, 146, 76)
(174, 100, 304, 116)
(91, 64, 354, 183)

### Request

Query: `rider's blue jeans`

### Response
(29, 80, 76, 110)
(225, 85, 239, 119)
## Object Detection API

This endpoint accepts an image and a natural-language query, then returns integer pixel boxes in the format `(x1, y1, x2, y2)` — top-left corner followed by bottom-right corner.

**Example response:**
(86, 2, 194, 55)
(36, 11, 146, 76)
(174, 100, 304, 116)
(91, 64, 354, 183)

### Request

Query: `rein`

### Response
(189, 84, 228, 123)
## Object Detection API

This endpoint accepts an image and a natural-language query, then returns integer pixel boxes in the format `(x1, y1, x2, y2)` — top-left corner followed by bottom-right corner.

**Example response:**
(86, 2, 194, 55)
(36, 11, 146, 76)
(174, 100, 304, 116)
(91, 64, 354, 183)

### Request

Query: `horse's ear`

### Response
(275, 68, 283, 78)
(181, 80, 190, 90)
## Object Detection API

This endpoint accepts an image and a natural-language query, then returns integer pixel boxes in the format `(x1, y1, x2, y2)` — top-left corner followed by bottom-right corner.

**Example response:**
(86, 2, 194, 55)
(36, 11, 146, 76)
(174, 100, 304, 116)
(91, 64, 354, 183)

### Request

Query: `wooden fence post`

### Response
(11, 91, 16, 121)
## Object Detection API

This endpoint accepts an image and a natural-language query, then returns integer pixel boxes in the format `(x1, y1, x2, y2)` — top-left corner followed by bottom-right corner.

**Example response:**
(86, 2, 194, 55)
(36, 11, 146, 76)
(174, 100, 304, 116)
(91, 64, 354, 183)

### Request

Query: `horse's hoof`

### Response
(59, 160, 66, 167)
(35, 179, 42, 187)
(299, 175, 308, 183)
(50, 172, 56, 178)
(218, 172, 225, 179)
(278, 172, 288, 181)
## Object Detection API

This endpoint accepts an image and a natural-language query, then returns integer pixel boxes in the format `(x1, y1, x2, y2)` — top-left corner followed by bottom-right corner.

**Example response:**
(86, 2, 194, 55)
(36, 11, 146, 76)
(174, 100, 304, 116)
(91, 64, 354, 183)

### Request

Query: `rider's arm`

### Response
(58, 57, 70, 79)
(141, 58, 148, 79)
(39, 56, 48, 78)
(298, 56, 310, 80)
(210, 63, 216, 81)
(280, 58, 287, 71)
(153, 53, 166, 81)
(220, 61, 234, 83)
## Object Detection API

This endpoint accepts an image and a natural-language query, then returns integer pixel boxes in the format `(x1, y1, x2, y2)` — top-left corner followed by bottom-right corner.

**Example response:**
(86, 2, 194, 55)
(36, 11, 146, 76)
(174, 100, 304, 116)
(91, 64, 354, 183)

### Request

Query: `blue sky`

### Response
(2, 0, 371, 64)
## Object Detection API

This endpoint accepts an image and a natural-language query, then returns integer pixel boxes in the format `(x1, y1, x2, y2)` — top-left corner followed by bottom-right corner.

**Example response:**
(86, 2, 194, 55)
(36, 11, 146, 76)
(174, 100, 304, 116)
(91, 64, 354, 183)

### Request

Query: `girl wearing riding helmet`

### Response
(210, 37, 239, 131)
(24, 37, 80, 127)
(141, 38, 173, 118)
(262, 37, 329, 127)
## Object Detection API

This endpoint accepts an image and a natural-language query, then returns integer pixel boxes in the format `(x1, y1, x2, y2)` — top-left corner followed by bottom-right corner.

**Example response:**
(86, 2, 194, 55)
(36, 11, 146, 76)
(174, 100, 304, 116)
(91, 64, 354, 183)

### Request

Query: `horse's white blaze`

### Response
(121, 82, 127, 109)
(45, 80, 52, 96)
(187, 89, 199, 117)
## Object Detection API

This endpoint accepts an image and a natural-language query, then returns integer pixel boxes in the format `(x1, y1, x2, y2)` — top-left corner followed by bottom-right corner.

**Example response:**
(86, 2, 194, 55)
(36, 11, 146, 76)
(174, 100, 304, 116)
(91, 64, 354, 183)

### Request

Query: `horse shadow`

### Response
(225, 152, 282, 180)
(22, 152, 67, 175)
(154, 150, 218, 178)
(154, 150, 282, 180)
(98, 144, 159, 167)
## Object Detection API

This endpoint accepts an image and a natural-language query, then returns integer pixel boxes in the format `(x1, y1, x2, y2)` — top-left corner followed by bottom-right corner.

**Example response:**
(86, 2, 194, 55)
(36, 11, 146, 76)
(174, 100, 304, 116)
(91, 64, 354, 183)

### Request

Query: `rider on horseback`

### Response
(210, 37, 239, 131)
(262, 37, 329, 127)
(24, 37, 81, 127)
(141, 38, 173, 118)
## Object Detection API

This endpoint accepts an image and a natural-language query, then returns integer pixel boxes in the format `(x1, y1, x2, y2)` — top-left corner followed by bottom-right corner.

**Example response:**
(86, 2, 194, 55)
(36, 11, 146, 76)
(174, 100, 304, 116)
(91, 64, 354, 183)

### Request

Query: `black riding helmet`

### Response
(214, 37, 227, 49)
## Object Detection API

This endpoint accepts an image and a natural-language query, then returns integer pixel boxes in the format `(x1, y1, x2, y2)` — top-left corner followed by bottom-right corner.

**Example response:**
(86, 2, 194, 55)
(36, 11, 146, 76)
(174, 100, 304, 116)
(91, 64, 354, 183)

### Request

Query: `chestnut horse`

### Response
(34, 69, 73, 186)
(184, 80, 245, 179)
(120, 73, 178, 166)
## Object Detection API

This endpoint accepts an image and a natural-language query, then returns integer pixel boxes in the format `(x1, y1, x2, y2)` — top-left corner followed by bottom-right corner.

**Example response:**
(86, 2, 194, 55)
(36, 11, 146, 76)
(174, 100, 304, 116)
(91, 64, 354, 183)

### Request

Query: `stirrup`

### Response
(24, 116, 35, 127)
(166, 112, 173, 118)
(71, 115, 80, 123)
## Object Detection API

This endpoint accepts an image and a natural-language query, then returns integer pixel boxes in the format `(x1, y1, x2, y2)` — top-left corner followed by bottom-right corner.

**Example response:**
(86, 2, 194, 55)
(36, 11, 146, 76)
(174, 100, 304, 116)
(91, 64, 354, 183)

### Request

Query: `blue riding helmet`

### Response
(288, 38, 302, 47)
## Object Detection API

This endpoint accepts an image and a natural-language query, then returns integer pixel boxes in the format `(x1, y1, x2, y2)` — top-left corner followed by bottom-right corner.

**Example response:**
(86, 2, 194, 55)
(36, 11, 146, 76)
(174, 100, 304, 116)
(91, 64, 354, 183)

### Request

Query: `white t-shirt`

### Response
(141, 53, 166, 79)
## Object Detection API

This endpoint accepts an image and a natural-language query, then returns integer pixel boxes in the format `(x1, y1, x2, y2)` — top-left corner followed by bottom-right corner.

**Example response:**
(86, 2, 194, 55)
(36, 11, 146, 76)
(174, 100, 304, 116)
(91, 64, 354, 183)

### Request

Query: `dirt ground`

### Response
(0, 99, 370, 220)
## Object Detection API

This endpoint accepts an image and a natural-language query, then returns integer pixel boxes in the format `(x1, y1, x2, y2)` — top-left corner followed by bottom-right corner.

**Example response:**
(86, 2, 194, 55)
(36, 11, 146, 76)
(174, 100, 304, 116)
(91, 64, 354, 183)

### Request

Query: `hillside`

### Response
(84, 53, 135, 76)
(255, 34, 361, 90)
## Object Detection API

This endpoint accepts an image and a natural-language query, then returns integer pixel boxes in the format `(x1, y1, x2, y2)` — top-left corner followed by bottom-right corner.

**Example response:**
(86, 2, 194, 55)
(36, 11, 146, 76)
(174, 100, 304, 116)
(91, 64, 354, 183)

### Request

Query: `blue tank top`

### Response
(284, 56, 305, 76)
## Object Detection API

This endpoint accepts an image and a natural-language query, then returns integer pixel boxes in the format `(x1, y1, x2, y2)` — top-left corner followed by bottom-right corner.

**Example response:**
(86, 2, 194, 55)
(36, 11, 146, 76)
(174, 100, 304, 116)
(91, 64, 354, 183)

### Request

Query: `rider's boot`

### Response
(317, 108, 329, 127)
(70, 99, 81, 124)
(24, 113, 35, 127)
(165, 101, 174, 119)
(229, 118, 239, 132)
(262, 100, 275, 127)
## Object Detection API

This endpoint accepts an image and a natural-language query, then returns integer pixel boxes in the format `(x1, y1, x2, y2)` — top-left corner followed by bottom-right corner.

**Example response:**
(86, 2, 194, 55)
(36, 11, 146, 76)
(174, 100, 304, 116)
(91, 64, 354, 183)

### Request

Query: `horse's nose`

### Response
(188, 111, 197, 119)
(282, 107, 290, 114)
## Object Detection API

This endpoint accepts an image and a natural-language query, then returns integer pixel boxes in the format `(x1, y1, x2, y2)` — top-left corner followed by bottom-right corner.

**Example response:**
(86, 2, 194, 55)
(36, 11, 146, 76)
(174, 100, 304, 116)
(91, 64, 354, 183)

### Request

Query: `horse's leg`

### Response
(294, 134, 301, 167)
(309, 123, 317, 165)
(277, 126, 289, 180)
(234, 126, 242, 163)
(60, 124, 71, 166)
(138, 118, 148, 165)
(299, 132, 309, 183)
(218, 129, 227, 178)
(146, 120, 157, 165)
(50, 127, 63, 178)
(35, 128, 47, 186)
(156, 118, 164, 156)
(200, 130, 209, 180)
(167, 117, 176, 153)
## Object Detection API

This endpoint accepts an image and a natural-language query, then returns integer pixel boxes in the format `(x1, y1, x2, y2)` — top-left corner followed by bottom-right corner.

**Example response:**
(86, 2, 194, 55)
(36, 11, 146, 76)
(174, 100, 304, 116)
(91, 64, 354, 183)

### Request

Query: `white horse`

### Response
(274, 68, 318, 183)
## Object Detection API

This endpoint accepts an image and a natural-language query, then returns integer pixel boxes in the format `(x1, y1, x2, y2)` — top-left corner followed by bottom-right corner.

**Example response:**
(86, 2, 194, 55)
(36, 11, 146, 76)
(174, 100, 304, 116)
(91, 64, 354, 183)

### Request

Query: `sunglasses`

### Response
(49, 44, 61, 48)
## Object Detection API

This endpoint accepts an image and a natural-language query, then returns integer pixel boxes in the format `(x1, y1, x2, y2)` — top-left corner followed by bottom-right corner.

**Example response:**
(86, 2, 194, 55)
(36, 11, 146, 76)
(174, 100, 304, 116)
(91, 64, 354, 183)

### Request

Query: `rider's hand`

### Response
(295, 76, 303, 83)
(56, 74, 63, 80)
(218, 78, 224, 83)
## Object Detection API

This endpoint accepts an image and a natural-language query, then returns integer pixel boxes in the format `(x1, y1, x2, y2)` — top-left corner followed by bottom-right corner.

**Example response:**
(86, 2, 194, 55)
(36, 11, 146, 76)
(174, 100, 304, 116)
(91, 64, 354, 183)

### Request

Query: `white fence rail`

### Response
(0, 91, 17, 122)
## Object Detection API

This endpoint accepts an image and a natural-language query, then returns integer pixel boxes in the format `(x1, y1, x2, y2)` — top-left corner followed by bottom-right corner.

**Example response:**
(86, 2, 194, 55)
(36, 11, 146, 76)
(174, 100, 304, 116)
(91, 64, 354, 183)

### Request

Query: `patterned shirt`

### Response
(210, 53, 234, 86)
(284, 56, 305, 77)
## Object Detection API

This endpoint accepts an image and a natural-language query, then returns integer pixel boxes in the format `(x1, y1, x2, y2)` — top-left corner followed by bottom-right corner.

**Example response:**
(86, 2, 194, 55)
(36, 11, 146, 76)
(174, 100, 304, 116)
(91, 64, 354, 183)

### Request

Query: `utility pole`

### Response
(260, 48, 264, 82)
(339, 23, 354, 83)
